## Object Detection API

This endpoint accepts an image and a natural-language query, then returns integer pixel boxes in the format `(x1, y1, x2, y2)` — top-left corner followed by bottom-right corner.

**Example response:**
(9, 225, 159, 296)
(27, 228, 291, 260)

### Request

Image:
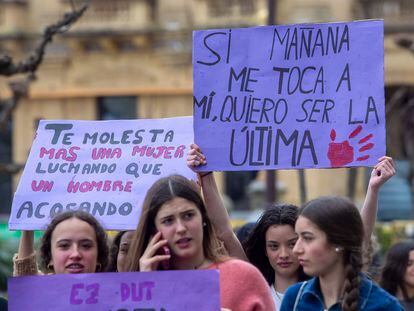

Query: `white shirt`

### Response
(270, 284, 284, 310)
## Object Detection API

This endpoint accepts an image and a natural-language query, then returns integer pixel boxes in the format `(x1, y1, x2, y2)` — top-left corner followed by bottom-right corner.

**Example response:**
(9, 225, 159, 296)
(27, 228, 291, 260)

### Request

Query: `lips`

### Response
(277, 262, 293, 268)
(175, 237, 192, 249)
(298, 259, 308, 266)
(66, 263, 85, 273)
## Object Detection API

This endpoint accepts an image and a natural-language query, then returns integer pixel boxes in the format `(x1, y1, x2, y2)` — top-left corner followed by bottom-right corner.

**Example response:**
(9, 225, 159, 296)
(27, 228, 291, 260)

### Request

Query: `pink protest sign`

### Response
(193, 20, 385, 171)
(8, 270, 220, 310)
(9, 117, 195, 230)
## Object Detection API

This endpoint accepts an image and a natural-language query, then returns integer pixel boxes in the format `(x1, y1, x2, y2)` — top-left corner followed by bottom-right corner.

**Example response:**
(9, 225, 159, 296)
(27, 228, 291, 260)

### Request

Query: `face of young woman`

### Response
(404, 250, 414, 289)
(50, 218, 99, 274)
(117, 231, 134, 272)
(293, 216, 342, 277)
(155, 197, 204, 262)
(265, 224, 300, 278)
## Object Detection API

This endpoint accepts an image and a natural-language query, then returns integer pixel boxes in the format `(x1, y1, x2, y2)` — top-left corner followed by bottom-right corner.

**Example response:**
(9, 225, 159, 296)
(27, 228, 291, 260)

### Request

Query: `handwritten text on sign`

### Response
(8, 270, 220, 311)
(193, 20, 385, 171)
(9, 117, 194, 230)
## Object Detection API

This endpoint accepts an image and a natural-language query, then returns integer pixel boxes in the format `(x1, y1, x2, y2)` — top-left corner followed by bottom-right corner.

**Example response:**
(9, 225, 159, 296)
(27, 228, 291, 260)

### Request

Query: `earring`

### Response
(335, 247, 342, 252)
(96, 263, 102, 272)
(47, 264, 53, 271)
(203, 222, 207, 227)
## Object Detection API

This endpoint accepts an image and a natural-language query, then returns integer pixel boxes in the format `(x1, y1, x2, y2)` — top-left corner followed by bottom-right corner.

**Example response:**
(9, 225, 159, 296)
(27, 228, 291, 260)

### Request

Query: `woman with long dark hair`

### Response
(381, 241, 414, 310)
(243, 204, 308, 308)
(124, 175, 275, 311)
(280, 196, 402, 311)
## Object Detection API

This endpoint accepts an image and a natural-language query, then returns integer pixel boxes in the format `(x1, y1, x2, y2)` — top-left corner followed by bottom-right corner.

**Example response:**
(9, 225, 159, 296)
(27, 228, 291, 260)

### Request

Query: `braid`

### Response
(342, 250, 362, 311)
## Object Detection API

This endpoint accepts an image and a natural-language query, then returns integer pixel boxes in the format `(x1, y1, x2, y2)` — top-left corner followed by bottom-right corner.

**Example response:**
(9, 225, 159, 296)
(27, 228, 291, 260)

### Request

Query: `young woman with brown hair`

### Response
(14, 210, 109, 276)
(280, 196, 402, 311)
(124, 174, 275, 311)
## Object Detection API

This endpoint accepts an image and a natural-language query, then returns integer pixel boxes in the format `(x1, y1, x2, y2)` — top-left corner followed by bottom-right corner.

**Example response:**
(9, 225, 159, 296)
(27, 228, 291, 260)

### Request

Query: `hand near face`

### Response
(369, 156, 396, 191)
(139, 231, 171, 272)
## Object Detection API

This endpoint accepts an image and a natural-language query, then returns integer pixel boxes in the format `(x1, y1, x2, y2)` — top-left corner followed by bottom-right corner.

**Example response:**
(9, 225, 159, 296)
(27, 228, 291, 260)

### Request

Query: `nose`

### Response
(293, 239, 302, 256)
(279, 246, 289, 259)
(69, 245, 81, 259)
(176, 219, 186, 233)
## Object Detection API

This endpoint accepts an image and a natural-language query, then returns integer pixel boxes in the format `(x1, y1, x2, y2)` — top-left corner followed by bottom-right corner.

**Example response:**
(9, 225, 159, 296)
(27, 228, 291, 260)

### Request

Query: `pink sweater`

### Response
(207, 258, 276, 311)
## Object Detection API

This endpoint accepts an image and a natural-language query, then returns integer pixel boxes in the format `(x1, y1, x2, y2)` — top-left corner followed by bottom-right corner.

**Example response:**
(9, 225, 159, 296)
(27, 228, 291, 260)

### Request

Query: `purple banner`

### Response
(9, 117, 195, 230)
(193, 20, 385, 171)
(8, 270, 220, 311)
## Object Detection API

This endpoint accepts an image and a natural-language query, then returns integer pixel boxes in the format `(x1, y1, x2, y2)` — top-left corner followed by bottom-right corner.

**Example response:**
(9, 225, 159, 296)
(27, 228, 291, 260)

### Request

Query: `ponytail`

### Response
(342, 250, 362, 311)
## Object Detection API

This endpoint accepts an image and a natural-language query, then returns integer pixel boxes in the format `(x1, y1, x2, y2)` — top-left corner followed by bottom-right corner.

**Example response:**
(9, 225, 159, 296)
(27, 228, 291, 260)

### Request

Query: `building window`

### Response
(74, 0, 131, 23)
(239, 0, 255, 15)
(0, 7, 4, 26)
(208, 0, 256, 17)
(98, 96, 137, 120)
(225, 171, 258, 210)
(359, 0, 414, 20)
(0, 119, 12, 215)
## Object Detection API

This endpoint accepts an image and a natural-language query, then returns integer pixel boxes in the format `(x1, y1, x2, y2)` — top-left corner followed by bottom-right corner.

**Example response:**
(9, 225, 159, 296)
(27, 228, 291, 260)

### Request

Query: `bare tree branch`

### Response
(0, 4, 88, 76)
(0, 74, 35, 132)
(395, 36, 414, 54)
(0, 162, 24, 175)
(0, 3, 89, 175)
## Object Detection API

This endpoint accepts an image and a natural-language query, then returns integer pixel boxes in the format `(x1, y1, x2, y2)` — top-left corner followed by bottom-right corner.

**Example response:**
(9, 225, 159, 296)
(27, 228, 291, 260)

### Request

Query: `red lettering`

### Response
(174, 145, 186, 158)
(31, 180, 54, 192)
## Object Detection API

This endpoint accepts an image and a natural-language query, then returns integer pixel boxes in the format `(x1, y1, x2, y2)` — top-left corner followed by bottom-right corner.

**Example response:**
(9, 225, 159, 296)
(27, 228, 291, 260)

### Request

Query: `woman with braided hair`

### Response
(280, 196, 402, 311)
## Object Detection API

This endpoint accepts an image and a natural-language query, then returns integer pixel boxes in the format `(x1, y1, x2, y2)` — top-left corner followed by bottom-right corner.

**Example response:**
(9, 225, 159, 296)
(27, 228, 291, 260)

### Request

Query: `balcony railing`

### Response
(66, 0, 153, 33)
(358, 0, 414, 31)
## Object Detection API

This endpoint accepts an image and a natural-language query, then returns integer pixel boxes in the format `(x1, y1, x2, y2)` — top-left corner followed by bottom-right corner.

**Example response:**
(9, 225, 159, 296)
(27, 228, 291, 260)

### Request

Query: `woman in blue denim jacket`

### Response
(280, 196, 403, 311)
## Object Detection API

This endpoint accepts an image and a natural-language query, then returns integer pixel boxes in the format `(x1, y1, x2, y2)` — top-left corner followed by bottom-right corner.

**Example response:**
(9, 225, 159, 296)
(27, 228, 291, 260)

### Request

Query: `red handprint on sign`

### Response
(327, 125, 374, 167)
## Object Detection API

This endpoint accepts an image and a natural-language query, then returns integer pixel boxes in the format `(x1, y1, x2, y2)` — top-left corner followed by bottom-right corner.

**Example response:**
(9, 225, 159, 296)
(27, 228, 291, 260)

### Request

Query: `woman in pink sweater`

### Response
(124, 174, 275, 311)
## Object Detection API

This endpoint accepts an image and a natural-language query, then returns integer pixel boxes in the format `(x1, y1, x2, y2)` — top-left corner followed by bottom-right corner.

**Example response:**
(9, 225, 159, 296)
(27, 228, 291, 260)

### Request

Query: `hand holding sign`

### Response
(187, 143, 207, 168)
(368, 156, 396, 191)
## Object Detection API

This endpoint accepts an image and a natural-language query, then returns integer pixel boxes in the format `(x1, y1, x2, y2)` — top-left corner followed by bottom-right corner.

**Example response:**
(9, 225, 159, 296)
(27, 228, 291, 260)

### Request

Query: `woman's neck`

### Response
(171, 252, 209, 270)
(397, 284, 414, 301)
(274, 273, 299, 293)
(319, 264, 346, 309)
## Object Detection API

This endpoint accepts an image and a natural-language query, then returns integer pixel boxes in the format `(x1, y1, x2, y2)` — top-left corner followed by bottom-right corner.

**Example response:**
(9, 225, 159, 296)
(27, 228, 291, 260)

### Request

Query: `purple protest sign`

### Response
(193, 20, 385, 171)
(8, 270, 220, 311)
(9, 117, 195, 230)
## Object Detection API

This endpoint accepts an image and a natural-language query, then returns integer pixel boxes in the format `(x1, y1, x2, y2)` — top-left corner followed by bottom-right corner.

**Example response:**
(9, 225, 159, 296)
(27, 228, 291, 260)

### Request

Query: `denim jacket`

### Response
(280, 274, 403, 311)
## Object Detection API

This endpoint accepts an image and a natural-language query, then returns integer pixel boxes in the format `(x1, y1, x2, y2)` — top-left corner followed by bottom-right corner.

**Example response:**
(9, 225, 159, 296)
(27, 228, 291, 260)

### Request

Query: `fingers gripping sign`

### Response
(369, 156, 396, 190)
(187, 143, 207, 169)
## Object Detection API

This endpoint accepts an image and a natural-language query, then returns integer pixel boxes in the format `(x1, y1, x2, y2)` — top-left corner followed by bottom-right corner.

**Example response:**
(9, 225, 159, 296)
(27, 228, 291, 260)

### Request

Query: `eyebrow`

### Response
(56, 239, 71, 243)
(159, 208, 196, 219)
(56, 238, 93, 243)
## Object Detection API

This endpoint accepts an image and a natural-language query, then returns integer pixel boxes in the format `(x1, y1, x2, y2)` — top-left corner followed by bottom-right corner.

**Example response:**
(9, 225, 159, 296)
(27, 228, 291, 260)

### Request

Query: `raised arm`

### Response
(13, 230, 38, 276)
(18, 230, 34, 258)
(361, 156, 395, 249)
(187, 144, 248, 261)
